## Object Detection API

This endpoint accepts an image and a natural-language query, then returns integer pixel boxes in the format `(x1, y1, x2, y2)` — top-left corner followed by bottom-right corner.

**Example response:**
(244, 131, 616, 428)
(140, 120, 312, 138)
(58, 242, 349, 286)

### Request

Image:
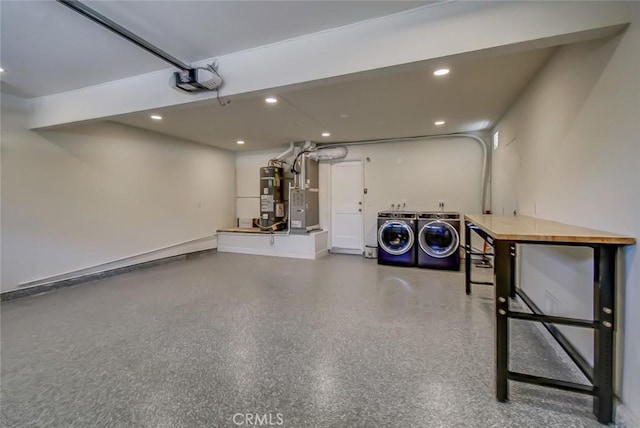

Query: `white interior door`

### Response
(331, 161, 363, 254)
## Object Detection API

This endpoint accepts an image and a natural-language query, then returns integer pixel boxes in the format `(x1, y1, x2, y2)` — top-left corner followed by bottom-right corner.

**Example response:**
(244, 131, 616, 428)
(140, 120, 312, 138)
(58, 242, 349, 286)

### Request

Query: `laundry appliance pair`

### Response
(376, 211, 461, 271)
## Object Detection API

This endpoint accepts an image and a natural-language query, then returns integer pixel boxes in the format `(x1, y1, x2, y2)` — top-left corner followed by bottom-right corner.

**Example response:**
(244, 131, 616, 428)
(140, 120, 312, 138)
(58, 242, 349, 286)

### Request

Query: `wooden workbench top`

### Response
(464, 214, 635, 245)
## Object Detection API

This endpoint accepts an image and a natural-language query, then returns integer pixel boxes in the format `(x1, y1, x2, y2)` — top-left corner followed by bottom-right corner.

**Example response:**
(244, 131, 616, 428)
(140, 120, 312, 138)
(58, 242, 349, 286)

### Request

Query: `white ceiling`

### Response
(1, 1, 598, 153)
(0, 0, 433, 98)
(112, 47, 554, 151)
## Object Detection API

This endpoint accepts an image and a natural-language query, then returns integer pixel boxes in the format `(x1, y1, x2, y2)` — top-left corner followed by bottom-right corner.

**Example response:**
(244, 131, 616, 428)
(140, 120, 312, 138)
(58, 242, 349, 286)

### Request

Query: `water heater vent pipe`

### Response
(273, 142, 295, 162)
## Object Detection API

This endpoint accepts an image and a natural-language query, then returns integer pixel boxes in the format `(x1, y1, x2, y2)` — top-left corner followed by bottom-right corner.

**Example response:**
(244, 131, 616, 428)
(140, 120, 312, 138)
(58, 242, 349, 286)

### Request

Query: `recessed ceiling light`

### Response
(237, 140, 245, 145)
(433, 68, 450, 76)
(321, 132, 331, 137)
(0, 67, 5, 73)
(150, 115, 162, 120)
(434, 120, 445, 125)
(265, 97, 278, 104)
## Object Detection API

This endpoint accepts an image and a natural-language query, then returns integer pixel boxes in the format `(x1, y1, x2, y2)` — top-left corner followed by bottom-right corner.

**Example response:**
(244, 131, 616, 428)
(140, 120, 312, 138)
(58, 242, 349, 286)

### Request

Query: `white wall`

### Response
(236, 136, 486, 248)
(360, 137, 485, 246)
(235, 148, 286, 220)
(1, 94, 236, 292)
(491, 5, 640, 419)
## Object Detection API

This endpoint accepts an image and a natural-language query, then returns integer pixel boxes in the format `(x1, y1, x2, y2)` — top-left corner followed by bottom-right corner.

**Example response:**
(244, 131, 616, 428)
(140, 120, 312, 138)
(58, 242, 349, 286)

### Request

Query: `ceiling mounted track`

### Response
(56, 0, 190, 70)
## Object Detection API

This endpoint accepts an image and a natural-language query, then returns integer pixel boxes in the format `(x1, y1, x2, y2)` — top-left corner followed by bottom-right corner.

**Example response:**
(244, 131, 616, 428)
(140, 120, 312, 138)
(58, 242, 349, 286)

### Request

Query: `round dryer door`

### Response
(378, 221, 415, 256)
(419, 221, 459, 258)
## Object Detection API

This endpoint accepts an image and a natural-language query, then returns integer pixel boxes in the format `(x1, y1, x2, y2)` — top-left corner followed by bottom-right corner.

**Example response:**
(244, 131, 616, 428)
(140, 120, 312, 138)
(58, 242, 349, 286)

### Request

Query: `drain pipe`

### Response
(317, 133, 490, 213)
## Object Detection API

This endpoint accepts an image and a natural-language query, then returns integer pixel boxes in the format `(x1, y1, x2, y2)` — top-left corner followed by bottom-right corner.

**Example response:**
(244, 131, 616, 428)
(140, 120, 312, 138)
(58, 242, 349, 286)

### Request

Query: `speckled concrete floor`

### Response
(1, 252, 602, 427)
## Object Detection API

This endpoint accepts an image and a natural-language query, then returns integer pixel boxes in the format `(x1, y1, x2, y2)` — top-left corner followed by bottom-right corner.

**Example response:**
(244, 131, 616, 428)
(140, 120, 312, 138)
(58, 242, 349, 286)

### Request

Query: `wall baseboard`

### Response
(15, 235, 217, 289)
(1, 243, 216, 302)
(329, 247, 363, 255)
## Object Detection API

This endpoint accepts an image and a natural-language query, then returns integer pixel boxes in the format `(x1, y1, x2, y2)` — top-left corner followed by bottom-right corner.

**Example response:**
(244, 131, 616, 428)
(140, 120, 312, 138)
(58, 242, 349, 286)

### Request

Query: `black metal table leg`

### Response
(494, 240, 513, 401)
(465, 221, 472, 295)
(593, 245, 616, 423)
(509, 243, 516, 299)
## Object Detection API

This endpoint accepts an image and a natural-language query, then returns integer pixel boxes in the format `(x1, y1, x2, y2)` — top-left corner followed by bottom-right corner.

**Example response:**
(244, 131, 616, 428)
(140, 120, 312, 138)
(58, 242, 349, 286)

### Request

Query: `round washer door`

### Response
(378, 221, 415, 256)
(419, 221, 459, 258)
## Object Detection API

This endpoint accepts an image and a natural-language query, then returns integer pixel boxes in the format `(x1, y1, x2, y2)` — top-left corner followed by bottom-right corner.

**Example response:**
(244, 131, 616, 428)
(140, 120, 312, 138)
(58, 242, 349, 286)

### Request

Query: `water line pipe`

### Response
(316, 133, 489, 213)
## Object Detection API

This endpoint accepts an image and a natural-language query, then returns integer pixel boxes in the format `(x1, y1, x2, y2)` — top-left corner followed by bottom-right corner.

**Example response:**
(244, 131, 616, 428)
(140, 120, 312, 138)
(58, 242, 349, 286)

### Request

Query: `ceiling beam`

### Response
(29, 1, 631, 130)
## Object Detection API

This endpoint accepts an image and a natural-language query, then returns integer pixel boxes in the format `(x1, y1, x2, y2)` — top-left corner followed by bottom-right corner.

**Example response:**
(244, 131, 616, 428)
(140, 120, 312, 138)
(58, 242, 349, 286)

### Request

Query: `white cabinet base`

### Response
(217, 230, 329, 260)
